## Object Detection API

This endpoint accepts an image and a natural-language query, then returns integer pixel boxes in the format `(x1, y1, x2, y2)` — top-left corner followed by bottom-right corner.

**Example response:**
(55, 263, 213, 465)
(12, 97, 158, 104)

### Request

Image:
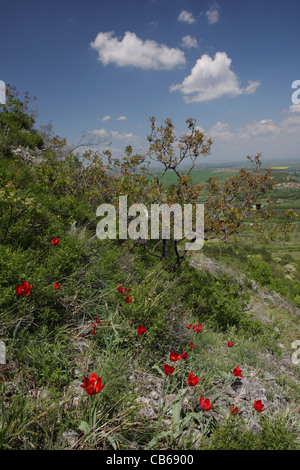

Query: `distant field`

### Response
(156, 165, 300, 262)
(157, 168, 239, 188)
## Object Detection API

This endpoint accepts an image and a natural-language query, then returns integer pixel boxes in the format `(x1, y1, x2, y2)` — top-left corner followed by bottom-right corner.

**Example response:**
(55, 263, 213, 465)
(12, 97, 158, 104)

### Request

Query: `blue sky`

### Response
(1, 0, 300, 164)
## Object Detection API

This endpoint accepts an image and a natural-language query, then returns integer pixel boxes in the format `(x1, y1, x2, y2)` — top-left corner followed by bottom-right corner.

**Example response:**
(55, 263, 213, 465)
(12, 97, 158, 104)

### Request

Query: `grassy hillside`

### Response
(0, 93, 299, 451)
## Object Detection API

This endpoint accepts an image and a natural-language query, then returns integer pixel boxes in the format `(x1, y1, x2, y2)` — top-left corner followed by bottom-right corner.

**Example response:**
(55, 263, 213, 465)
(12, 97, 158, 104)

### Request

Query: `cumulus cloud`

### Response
(201, 113, 300, 161)
(92, 128, 134, 140)
(117, 115, 127, 120)
(208, 122, 234, 140)
(170, 52, 260, 102)
(92, 128, 108, 137)
(288, 104, 300, 113)
(209, 115, 300, 142)
(110, 130, 133, 139)
(102, 115, 111, 121)
(178, 10, 196, 24)
(237, 119, 278, 139)
(90, 31, 186, 70)
(205, 4, 220, 24)
(181, 35, 199, 49)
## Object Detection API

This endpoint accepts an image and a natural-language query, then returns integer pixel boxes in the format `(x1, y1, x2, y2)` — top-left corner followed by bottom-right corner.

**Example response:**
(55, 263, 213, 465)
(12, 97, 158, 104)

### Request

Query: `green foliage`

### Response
(0, 85, 42, 154)
(208, 413, 298, 450)
(248, 259, 273, 285)
(180, 266, 250, 331)
(14, 326, 74, 388)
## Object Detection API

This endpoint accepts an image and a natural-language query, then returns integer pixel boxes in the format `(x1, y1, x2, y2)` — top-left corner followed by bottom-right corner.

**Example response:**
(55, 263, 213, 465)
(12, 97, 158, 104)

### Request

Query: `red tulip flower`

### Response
(137, 325, 146, 335)
(253, 400, 265, 412)
(164, 364, 175, 376)
(16, 281, 33, 297)
(199, 395, 214, 411)
(189, 342, 195, 349)
(188, 371, 201, 386)
(230, 366, 243, 377)
(117, 285, 131, 295)
(91, 316, 101, 335)
(125, 296, 132, 303)
(170, 351, 182, 362)
(228, 341, 234, 347)
(186, 324, 193, 329)
(80, 373, 105, 395)
(230, 404, 239, 416)
(180, 350, 189, 359)
(53, 283, 60, 290)
(52, 237, 60, 246)
(193, 323, 203, 333)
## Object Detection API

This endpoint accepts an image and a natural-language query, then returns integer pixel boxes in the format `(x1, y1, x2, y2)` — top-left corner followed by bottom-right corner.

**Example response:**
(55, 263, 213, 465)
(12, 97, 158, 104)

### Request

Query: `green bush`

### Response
(248, 259, 273, 285)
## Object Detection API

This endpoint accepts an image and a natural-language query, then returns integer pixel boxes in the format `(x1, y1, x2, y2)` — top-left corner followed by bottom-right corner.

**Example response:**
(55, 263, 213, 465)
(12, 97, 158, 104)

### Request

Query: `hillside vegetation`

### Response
(0, 87, 299, 450)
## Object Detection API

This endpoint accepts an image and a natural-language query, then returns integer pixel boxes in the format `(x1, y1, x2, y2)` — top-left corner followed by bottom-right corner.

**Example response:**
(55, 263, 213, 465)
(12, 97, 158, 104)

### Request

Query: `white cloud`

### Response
(209, 115, 300, 142)
(90, 31, 186, 70)
(278, 114, 300, 133)
(102, 115, 111, 121)
(244, 80, 261, 94)
(170, 52, 261, 102)
(178, 10, 196, 24)
(208, 122, 234, 140)
(205, 5, 220, 25)
(288, 104, 300, 113)
(237, 119, 278, 139)
(181, 35, 199, 49)
(110, 130, 133, 139)
(117, 115, 127, 120)
(92, 128, 135, 141)
(200, 113, 300, 161)
(195, 125, 205, 133)
(92, 128, 108, 137)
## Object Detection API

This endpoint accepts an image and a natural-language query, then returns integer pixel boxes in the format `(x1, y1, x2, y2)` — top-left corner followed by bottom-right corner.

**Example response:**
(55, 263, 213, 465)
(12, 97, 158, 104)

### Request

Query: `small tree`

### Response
(102, 117, 298, 269)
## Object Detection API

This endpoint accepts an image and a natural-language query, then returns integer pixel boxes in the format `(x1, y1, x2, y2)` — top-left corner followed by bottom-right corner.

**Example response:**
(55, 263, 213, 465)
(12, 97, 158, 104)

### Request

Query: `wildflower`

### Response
(230, 404, 239, 416)
(80, 373, 105, 395)
(193, 323, 203, 333)
(117, 285, 131, 295)
(125, 296, 132, 303)
(164, 364, 175, 376)
(180, 350, 189, 359)
(189, 342, 195, 349)
(16, 281, 33, 297)
(186, 324, 193, 329)
(170, 351, 182, 362)
(52, 237, 60, 246)
(228, 341, 234, 347)
(253, 400, 265, 412)
(91, 316, 101, 335)
(188, 371, 201, 386)
(230, 366, 243, 377)
(53, 283, 60, 290)
(137, 325, 146, 335)
(199, 395, 214, 411)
